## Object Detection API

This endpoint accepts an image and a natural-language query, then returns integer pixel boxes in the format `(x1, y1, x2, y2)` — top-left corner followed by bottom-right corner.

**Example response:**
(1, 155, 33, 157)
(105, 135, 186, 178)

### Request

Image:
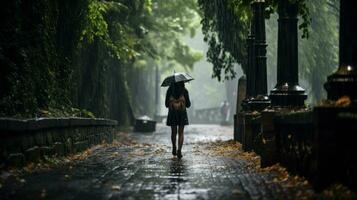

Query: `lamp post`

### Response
(245, 15, 256, 101)
(250, 0, 270, 109)
(243, 0, 270, 111)
(269, 0, 307, 107)
(324, 0, 357, 101)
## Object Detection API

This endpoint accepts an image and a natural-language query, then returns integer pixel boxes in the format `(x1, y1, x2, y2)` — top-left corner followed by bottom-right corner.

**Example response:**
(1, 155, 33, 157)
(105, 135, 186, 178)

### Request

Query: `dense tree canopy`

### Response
(0, 0, 202, 122)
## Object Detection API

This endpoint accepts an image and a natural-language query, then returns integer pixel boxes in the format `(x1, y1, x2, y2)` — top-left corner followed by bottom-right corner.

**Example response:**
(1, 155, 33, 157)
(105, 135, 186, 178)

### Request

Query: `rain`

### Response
(0, 0, 356, 199)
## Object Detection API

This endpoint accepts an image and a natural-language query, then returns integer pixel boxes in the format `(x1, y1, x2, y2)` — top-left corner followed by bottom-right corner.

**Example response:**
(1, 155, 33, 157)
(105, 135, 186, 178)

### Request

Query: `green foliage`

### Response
(38, 107, 95, 118)
(141, 0, 203, 71)
(81, 1, 111, 44)
(198, 0, 249, 81)
(0, 0, 203, 120)
(0, 0, 89, 117)
(81, 0, 202, 68)
(81, 0, 141, 61)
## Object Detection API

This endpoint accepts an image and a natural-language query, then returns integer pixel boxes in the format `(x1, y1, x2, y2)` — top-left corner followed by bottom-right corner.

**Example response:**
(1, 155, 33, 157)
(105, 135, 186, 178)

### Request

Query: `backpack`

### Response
(169, 95, 186, 111)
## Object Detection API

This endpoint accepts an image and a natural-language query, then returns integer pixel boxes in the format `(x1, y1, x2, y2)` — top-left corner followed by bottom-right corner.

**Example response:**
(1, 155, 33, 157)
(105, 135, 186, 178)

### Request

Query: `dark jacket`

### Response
(165, 87, 191, 126)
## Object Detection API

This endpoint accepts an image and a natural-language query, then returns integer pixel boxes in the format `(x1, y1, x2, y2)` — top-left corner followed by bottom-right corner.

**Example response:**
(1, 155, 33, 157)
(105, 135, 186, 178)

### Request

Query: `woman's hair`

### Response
(169, 82, 185, 99)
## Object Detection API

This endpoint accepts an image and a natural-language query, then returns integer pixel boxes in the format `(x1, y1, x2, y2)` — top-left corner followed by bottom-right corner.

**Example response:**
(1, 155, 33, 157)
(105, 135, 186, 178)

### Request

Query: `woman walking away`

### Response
(165, 82, 191, 159)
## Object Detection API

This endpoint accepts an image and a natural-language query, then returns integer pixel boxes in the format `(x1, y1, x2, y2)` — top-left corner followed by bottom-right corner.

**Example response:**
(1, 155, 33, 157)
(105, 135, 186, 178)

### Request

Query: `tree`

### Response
(0, 0, 203, 122)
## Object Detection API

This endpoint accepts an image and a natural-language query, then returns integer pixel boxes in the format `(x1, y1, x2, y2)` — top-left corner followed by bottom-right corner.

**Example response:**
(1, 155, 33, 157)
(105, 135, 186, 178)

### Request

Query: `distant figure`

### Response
(165, 82, 191, 159)
(220, 100, 230, 124)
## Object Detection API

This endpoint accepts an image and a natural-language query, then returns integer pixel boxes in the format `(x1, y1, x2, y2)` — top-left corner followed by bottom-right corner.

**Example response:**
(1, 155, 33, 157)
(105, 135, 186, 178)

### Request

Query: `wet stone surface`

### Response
(0, 125, 311, 200)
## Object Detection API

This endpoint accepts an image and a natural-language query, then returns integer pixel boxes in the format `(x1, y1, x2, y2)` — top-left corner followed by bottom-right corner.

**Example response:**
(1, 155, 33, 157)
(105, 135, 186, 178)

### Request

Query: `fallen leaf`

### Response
(24, 163, 35, 173)
(336, 96, 351, 107)
(111, 185, 121, 191)
(231, 189, 243, 194)
(64, 174, 70, 179)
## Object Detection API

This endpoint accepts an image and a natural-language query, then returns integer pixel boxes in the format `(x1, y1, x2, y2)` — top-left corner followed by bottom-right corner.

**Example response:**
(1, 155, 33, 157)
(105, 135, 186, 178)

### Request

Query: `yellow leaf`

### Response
(336, 95, 351, 107)
(112, 185, 121, 191)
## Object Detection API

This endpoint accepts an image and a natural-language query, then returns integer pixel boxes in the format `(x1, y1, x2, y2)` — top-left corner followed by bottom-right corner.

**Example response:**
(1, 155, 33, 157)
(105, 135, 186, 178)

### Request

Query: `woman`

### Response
(165, 81, 191, 159)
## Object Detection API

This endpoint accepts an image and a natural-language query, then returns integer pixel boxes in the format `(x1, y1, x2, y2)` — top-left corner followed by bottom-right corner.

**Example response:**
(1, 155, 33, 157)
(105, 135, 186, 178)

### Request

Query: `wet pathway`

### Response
(0, 124, 313, 200)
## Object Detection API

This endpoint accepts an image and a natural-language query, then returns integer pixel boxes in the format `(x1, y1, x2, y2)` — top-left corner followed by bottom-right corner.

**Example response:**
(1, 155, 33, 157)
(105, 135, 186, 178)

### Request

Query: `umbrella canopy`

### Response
(161, 72, 194, 87)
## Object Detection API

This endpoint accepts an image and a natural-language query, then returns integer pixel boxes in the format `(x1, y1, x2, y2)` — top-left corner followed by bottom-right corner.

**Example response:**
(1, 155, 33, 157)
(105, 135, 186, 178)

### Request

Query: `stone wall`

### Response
(0, 118, 117, 167)
(238, 108, 357, 192)
(274, 111, 314, 179)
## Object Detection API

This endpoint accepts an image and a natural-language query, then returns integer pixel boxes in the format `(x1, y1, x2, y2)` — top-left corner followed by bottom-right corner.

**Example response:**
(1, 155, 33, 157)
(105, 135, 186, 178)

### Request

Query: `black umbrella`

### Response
(161, 72, 194, 87)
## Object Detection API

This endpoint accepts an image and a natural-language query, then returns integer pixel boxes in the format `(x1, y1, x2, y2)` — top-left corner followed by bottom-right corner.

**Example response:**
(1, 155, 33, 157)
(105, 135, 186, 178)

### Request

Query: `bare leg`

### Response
(177, 126, 184, 158)
(171, 126, 177, 155)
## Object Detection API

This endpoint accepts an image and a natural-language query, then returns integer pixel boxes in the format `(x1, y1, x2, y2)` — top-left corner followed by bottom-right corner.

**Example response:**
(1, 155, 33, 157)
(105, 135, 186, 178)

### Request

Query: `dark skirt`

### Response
(166, 109, 189, 126)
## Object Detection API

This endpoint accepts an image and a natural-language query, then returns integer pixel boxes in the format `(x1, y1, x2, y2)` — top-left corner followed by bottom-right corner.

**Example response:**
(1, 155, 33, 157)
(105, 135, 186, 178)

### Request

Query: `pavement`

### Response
(0, 124, 316, 200)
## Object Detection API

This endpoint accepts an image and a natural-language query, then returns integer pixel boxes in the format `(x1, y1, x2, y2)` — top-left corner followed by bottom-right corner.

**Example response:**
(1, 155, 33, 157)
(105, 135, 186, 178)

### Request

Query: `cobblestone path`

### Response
(0, 124, 314, 200)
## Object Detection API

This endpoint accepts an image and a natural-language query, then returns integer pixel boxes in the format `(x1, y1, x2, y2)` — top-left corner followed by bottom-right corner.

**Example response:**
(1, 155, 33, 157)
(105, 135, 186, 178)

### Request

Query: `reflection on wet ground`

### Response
(165, 158, 187, 199)
(0, 124, 313, 200)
